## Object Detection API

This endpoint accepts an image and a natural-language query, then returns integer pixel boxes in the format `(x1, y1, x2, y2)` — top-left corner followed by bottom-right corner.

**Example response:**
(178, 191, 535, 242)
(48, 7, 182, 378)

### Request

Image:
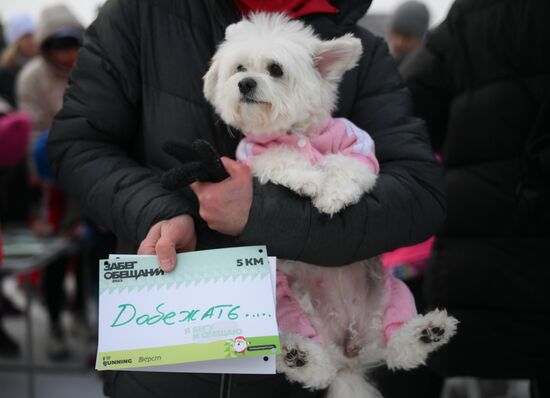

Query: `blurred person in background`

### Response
(16, 4, 85, 361)
(0, 12, 37, 107)
(17, 5, 82, 154)
(387, 1, 429, 71)
(399, 0, 550, 397)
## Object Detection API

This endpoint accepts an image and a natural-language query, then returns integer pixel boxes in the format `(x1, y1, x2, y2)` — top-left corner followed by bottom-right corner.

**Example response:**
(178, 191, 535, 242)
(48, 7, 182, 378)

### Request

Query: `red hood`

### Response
(235, 0, 338, 18)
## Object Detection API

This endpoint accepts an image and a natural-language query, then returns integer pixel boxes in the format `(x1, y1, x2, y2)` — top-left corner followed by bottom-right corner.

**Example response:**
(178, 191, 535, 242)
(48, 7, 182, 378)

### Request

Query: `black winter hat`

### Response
(389, 1, 430, 37)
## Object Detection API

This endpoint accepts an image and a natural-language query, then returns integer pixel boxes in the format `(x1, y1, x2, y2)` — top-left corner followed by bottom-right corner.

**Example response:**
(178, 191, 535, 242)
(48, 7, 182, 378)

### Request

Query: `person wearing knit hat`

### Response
(5, 12, 35, 46)
(0, 12, 37, 107)
(387, 1, 430, 65)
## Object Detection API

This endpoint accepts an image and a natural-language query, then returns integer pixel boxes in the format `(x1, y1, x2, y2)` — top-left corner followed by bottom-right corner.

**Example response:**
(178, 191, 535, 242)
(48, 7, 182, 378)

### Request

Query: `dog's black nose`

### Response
(238, 78, 257, 95)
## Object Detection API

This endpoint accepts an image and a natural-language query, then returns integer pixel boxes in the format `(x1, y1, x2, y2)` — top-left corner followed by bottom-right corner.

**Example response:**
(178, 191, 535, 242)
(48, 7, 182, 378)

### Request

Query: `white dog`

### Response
(204, 13, 457, 398)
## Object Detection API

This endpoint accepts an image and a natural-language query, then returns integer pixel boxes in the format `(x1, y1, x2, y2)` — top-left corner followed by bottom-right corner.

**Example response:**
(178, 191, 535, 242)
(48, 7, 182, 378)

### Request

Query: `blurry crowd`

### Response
(0, 1, 549, 397)
(0, 4, 115, 363)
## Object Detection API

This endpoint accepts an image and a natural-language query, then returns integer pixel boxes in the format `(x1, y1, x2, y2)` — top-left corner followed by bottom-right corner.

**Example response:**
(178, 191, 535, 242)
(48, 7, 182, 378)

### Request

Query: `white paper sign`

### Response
(109, 256, 277, 374)
(96, 246, 279, 373)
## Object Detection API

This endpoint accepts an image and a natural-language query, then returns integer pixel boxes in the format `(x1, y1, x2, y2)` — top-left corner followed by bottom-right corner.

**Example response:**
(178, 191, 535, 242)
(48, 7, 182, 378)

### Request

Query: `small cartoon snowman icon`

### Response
(233, 336, 248, 354)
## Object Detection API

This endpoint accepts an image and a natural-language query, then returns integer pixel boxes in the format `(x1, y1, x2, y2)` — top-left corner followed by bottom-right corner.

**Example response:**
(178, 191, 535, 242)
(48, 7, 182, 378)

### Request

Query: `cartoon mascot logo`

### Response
(232, 336, 248, 354)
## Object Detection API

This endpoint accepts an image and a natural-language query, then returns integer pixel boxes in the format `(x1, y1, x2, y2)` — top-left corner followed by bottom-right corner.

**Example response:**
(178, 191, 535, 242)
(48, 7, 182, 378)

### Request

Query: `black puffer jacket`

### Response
(402, 0, 550, 379)
(48, 0, 445, 395)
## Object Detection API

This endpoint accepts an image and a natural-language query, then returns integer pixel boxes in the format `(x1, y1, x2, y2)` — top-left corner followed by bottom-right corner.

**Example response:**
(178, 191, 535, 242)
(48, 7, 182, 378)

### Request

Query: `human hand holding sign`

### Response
(138, 214, 196, 272)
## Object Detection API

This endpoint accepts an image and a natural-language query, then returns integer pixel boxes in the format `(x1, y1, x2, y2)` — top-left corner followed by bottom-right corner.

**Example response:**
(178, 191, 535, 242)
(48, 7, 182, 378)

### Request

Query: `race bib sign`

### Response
(95, 246, 280, 372)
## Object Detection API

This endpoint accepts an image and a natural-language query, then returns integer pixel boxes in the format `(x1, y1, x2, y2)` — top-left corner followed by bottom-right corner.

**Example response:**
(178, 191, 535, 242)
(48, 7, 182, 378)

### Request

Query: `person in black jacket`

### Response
(400, 0, 550, 397)
(47, 0, 446, 396)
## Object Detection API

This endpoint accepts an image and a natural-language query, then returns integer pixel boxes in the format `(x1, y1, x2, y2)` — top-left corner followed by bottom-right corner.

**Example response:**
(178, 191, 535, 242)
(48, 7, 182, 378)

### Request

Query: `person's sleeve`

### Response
(238, 36, 446, 267)
(400, 21, 453, 152)
(47, 0, 195, 247)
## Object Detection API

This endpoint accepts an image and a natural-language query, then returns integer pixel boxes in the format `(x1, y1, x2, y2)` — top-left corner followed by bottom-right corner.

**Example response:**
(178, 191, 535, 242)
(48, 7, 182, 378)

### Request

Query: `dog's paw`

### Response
(277, 333, 336, 390)
(283, 348, 308, 368)
(415, 310, 458, 347)
(385, 309, 458, 370)
(419, 325, 447, 344)
(312, 193, 350, 215)
(292, 177, 321, 198)
(311, 174, 367, 215)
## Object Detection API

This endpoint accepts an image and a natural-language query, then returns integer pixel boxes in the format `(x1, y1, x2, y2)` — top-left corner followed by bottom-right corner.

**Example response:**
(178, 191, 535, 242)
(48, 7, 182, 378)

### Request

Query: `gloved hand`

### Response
(161, 139, 229, 190)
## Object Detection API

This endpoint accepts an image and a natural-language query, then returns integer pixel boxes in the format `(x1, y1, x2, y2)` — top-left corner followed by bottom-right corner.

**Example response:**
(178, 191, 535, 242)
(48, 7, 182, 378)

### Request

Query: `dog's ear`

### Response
(314, 34, 363, 83)
(203, 57, 220, 102)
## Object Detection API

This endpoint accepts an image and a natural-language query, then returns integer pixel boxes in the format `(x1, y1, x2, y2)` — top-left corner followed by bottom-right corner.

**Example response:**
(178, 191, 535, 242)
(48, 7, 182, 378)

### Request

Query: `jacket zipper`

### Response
(226, 375, 232, 398)
(219, 374, 232, 398)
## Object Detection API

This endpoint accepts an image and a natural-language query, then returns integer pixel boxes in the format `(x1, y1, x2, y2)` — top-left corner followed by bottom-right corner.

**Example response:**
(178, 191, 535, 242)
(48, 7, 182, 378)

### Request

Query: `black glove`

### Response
(161, 139, 229, 190)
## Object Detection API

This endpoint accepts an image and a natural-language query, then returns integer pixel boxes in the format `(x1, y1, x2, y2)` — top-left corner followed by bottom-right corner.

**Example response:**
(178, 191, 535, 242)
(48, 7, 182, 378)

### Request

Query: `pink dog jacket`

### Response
(276, 270, 324, 344)
(382, 271, 418, 342)
(237, 117, 379, 174)
(275, 269, 417, 345)
(239, 117, 419, 347)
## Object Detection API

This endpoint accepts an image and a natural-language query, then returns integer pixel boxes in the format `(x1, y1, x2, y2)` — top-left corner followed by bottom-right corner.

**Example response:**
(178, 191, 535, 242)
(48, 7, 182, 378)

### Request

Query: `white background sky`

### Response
(1, 0, 454, 28)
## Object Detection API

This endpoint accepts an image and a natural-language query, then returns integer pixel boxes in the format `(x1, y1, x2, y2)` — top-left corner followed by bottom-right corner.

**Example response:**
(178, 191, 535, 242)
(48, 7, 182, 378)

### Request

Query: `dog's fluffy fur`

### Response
(203, 13, 457, 398)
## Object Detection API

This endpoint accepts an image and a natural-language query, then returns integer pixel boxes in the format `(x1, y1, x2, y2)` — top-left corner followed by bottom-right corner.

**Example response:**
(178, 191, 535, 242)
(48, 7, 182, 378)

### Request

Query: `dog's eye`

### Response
(236, 64, 246, 72)
(268, 63, 283, 78)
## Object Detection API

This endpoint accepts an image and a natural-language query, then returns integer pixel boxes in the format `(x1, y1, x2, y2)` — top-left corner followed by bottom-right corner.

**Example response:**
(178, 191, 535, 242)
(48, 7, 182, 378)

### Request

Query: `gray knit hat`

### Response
(389, 1, 430, 37)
